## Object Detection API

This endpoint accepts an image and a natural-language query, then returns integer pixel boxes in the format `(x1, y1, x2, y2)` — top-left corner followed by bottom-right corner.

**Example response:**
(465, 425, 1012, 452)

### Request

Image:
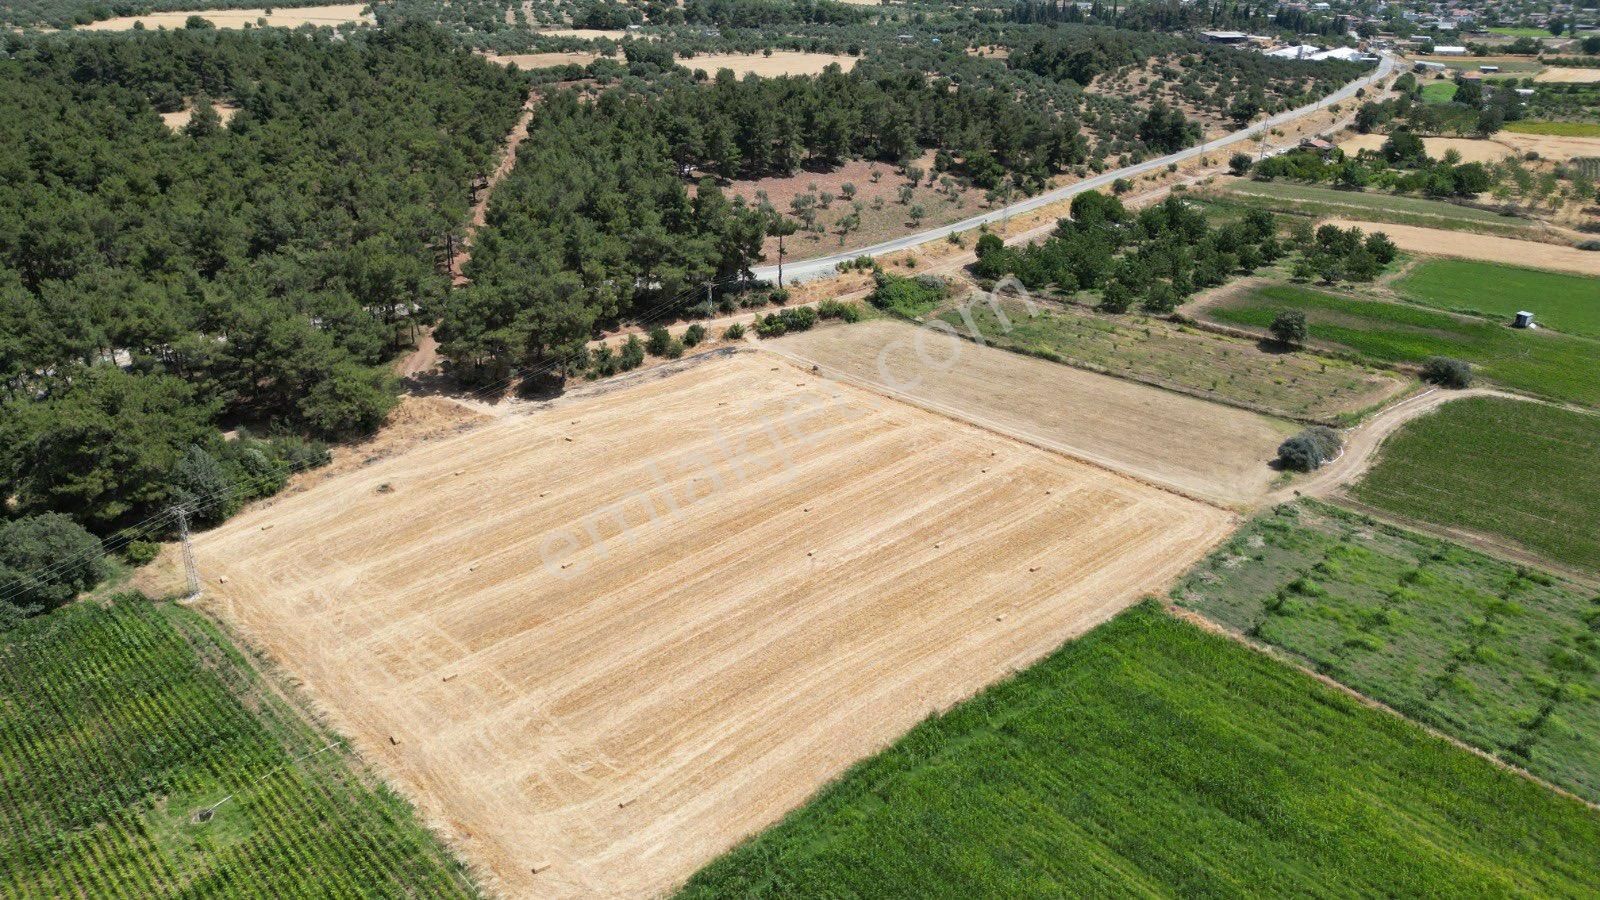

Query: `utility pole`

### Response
(174, 505, 201, 601)
(777, 231, 785, 289)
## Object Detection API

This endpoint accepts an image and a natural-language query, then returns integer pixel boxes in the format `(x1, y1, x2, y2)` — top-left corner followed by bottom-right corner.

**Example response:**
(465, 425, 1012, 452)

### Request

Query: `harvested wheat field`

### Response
(1322, 219, 1600, 275)
(1493, 131, 1600, 161)
(1534, 67, 1600, 83)
(768, 319, 1297, 506)
(677, 51, 857, 77)
(1337, 134, 1513, 163)
(81, 3, 370, 30)
(195, 351, 1231, 898)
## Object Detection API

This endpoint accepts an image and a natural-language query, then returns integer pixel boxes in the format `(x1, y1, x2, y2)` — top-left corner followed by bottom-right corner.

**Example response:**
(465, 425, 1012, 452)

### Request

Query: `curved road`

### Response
(755, 54, 1395, 284)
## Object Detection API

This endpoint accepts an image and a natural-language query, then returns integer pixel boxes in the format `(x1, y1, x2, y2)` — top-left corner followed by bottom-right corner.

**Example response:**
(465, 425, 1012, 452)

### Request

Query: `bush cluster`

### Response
(1276, 426, 1343, 472)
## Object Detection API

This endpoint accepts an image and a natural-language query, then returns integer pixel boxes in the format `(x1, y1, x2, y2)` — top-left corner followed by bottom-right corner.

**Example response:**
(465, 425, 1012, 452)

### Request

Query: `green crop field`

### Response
(680, 602, 1600, 898)
(0, 598, 477, 898)
(1215, 181, 1537, 237)
(1352, 396, 1600, 572)
(1421, 81, 1460, 103)
(1502, 120, 1600, 137)
(1395, 259, 1600, 338)
(1177, 501, 1600, 802)
(935, 296, 1402, 422)
(1488, 26, 1552, 37)
(1207, 283, 1600, 407)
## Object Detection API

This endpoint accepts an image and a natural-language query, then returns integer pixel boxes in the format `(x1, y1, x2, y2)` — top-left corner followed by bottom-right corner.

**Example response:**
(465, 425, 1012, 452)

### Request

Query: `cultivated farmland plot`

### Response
(194, 352, 1233, 897)
(769, 319, 1298, 507)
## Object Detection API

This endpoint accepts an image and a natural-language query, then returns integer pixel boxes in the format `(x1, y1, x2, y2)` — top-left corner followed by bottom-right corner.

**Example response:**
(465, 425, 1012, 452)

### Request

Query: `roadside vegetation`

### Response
(1394, 259, 1600, 338)
(0, 598, 477, 897)
(1179, 500, 1600, 803)
(1211, 180, 1541, 239)
(1206, 284, 1600, 408)
(1352, 396, 1600, 572)
(682, 602, 1600, 898)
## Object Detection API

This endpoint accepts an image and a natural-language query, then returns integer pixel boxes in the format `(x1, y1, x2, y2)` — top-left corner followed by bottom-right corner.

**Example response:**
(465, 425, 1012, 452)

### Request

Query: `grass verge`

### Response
(0, 598, 477, 898)
(680, 602, 1600, 899)
(1206, 282, 1600, 407)
(1177, 500, 1600, 802)
(1352, 395, 1600, 572)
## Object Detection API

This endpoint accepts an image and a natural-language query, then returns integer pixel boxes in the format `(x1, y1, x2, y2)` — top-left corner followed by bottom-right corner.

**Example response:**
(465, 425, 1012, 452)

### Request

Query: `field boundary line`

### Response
(1164, 602, 1600, 813)
(757, 344, 1240, 512)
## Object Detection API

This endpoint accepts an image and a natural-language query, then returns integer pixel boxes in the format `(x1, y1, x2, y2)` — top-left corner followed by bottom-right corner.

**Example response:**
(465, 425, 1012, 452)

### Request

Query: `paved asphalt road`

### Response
(753, 54, 1396, 284)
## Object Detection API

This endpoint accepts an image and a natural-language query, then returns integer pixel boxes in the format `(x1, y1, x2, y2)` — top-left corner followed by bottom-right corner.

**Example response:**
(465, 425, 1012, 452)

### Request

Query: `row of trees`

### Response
(1, 26, 526, 535)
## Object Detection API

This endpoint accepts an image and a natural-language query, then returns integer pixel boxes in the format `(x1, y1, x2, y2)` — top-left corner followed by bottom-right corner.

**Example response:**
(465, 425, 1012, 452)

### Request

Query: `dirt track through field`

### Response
(768, 320, 1297, 507)
(1322, 219, 1600, 275)
(195, 353, 1231, 898)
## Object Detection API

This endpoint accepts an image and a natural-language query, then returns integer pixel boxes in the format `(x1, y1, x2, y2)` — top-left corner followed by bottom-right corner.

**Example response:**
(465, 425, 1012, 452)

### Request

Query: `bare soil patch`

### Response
(1321, 218, 1600, 275)
(483, 51, 604, 69)
(194, 352, 1231, 898)
(1337, 134, 1514, 163)
(80, 3, 370, 30)
(678, 51, 857, 78)
(767, 320, 1297, 507)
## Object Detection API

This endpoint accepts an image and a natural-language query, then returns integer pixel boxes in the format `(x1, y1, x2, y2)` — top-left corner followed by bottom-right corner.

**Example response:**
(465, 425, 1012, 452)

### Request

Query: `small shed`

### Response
(1514, 311, 1536, 329)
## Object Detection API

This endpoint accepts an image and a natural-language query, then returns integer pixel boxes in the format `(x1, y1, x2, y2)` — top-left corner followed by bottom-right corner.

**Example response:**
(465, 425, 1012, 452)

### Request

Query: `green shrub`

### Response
(724, 323, 746, 340)
(1277, 425, 1343, 471)
(683, 323, 706, 347)
(646, 326, 671, 356)
(619, 334, 645, 370)
(124, 541, 161, 567)
(1422, 356, 1473, 388)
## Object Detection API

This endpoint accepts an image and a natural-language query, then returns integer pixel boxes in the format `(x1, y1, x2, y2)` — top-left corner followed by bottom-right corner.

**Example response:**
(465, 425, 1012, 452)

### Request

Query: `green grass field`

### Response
(1488, 26, 1552, 37)
(1215, 181, 1538, 237)
(1421, 81, 1460, 103)
(1177, 501, 1600, 802)
(0, 598, 478, 898)
(1208, 283, 1600, 407)
(1502, 120, 1600, 137)
(1352, 396, 1600, 572)
(680, 602, 1600, 898)
(935, 296, 1400, 422)
(1394, 259, 1600, 338)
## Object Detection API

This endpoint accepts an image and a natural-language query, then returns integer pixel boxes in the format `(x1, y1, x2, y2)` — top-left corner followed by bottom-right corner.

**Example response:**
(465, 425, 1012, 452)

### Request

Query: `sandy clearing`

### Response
(677, 51, 857, 77)
(1321, 218, 1600, 275)
(1534, 67, 1600, 83)
(483, 51, 605, 69)
(1337, 134, 1514, 163)
(195, 352, 1232, 898)
(160, 100, 239, 131)
(80, 3, 370, 30)
(767, 320, 1297, 507)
